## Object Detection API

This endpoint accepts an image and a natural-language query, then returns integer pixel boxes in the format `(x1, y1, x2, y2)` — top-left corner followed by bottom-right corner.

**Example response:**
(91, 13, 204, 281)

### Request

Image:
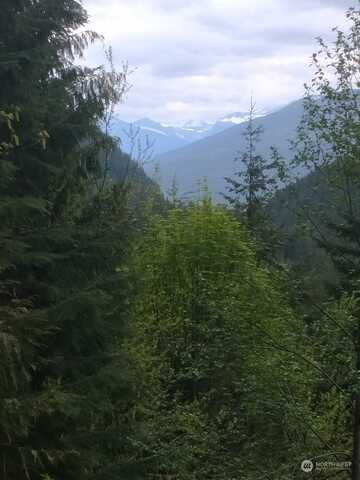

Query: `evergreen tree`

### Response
(224, 98, 284, 256)
(293, 5, 360, 478)
(0, 1, 140, 478)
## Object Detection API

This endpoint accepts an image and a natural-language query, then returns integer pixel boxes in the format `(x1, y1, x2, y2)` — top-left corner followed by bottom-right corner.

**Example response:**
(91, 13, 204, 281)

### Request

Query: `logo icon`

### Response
(301, 460, 314, 473)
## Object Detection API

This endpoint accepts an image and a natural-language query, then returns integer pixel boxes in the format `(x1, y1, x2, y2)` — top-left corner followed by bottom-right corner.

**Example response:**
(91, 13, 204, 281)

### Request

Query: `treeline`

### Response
(1, 1, 359, 480)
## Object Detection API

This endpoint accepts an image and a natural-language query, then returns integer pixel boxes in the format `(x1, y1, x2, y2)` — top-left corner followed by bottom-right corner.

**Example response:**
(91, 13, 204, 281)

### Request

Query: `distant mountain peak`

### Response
(220, 112, 249, 124)
(219, 110, 268, 125)
(112, 105, 274, 157)
(154, 98, 305, 201)
(181, 119, 214, 133)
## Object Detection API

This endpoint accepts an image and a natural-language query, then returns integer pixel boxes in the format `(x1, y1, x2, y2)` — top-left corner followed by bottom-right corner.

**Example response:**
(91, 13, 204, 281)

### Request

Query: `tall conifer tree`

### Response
(0, 1, 138, 478)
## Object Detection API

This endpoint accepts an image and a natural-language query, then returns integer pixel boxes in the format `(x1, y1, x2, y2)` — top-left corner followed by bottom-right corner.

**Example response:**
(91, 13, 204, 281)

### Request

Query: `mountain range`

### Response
(152, 99, 305, 201)
(111, 110, 267, 158)
(111, 100, 305, 201)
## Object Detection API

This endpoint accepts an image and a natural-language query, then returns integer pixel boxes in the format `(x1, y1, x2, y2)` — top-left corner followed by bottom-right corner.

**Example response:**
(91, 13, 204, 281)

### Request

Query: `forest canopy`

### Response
(1, 1, 360, 480)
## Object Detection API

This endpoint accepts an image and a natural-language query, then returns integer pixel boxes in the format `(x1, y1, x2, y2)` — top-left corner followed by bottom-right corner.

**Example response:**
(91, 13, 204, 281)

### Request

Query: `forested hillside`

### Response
(1, 1, 360, 479)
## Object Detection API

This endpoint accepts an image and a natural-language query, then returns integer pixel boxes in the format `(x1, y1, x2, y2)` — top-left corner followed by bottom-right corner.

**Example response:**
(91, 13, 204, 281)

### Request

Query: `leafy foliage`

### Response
(292, 5, 360, 477)
(127, 200, 323, 479)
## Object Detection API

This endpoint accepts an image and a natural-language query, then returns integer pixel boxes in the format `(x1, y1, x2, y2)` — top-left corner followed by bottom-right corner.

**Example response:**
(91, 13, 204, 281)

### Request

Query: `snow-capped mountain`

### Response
(219, 110, 267, 125)
(110, 118, 189, 157)
(219, 112, 250, 125)
(110, 110, 268, 158)
(180, 120, 215, 133)
(155, 100, 304, 201)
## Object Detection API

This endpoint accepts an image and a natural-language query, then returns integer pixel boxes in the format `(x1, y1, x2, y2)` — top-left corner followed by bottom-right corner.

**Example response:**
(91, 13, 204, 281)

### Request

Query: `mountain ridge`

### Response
(151, 99, 305, 200)
(110, 109, 269, 157)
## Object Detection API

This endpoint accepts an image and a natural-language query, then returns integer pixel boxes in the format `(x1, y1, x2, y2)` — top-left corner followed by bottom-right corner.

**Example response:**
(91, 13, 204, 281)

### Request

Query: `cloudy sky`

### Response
(83, 0, 356, 125)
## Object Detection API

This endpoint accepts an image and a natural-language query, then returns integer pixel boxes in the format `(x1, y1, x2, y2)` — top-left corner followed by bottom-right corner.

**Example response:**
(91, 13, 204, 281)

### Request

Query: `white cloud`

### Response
(82, 0, 357, 124)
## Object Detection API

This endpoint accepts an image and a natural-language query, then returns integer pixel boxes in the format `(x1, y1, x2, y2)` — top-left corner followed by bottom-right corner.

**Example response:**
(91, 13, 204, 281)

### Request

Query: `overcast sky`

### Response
(83, 0, 357, 125)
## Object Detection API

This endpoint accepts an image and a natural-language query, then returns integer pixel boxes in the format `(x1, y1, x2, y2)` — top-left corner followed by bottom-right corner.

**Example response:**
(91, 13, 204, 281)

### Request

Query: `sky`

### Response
(83, 0, 357, 125)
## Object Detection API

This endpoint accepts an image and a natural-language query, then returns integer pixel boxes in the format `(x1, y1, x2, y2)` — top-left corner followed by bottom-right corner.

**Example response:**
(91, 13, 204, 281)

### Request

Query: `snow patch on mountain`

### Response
(181, 120, 214, 133)
(220, 114, 249, 125)
(220, 111, 267, 125)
